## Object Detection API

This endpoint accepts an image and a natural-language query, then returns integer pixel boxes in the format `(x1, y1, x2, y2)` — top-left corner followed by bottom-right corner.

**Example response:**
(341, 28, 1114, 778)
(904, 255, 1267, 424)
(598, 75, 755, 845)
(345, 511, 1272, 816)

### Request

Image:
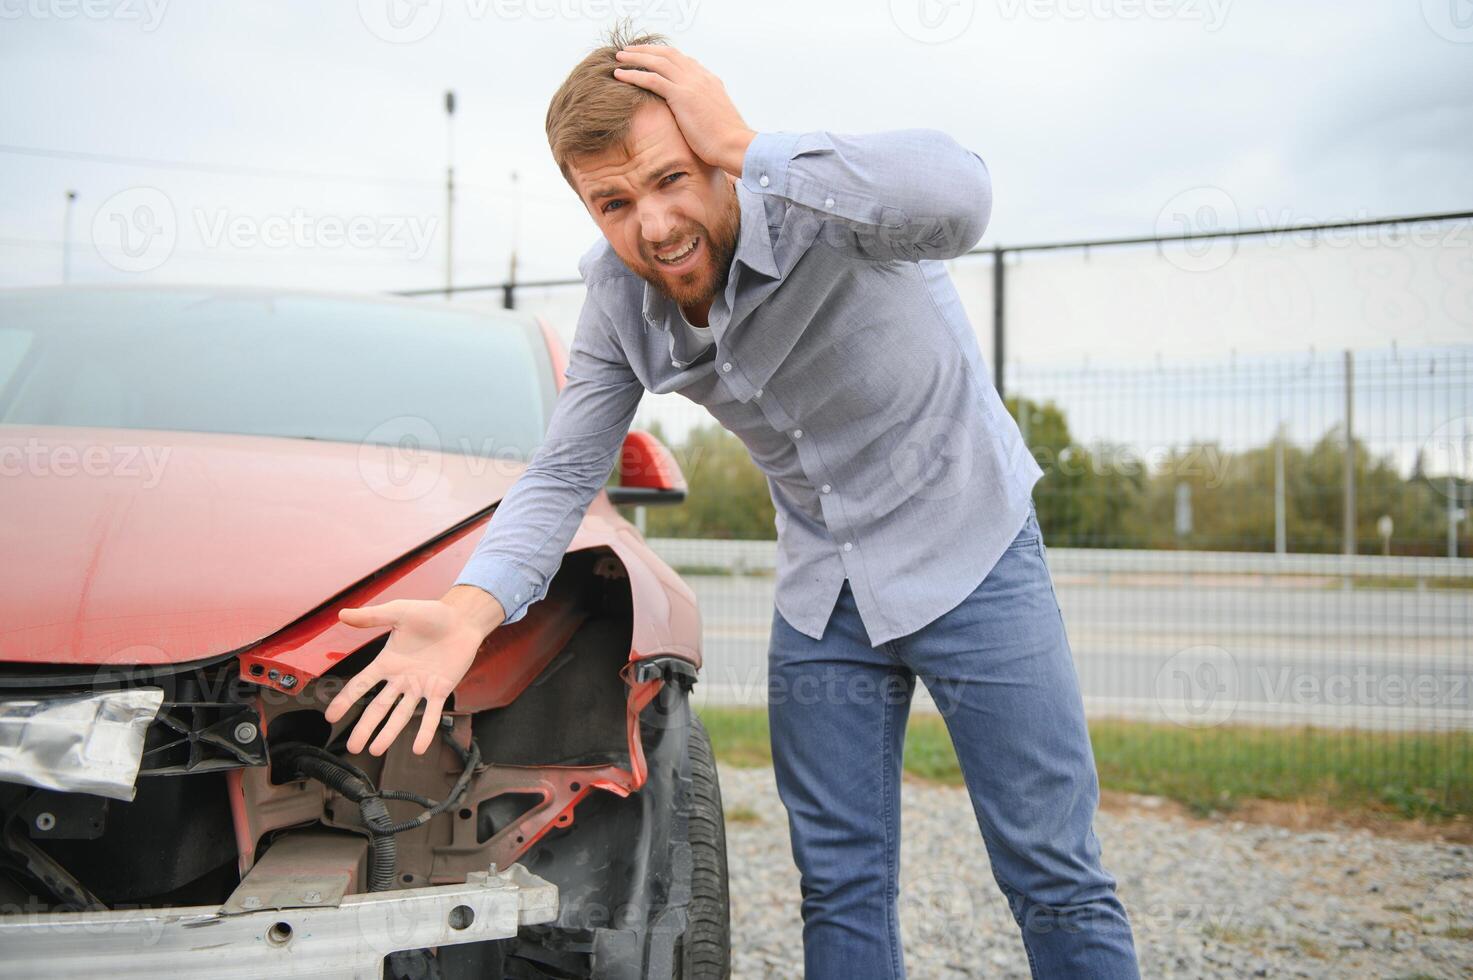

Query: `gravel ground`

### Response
(720, 767, 1473, 979)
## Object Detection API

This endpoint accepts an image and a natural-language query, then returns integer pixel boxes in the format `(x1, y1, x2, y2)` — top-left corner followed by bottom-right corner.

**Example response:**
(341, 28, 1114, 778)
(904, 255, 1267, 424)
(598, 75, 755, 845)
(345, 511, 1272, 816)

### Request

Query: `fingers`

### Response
(615, 47, 676, 68)
(411, 696, 447, 755)
(622, 43, 684, 61)
(612, 65, 673, 97)
(344, 680, 401, 754)
(323, 661, 384, 724)
(368, 689, 424, 757)
(339, 600, 405, 630)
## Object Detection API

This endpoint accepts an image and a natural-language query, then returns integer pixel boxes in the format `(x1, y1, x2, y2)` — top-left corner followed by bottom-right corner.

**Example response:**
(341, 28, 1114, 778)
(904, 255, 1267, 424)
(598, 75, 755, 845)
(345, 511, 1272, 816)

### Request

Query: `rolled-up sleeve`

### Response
(741, 128, 992, 261)
(453, 290, 643, 624)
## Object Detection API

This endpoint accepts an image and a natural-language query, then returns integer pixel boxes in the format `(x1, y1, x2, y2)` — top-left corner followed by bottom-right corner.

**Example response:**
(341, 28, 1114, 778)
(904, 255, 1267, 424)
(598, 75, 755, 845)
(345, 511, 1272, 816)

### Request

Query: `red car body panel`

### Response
(0, 423, 523, 666)
(235, 494, 702, 698)
(0, 426, 700, 677)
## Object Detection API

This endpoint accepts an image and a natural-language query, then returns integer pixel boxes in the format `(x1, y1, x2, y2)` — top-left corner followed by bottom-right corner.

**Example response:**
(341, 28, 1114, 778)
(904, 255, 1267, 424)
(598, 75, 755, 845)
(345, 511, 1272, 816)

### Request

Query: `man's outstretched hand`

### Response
(323, 586, 505, 756)
(613, 44, 756, 178)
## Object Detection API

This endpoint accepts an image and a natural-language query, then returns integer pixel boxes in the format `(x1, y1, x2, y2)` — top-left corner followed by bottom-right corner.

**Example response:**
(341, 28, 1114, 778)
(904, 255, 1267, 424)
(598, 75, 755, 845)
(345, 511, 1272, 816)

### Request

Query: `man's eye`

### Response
(601, 200, 625, 214)
(661, 172, 686, 186)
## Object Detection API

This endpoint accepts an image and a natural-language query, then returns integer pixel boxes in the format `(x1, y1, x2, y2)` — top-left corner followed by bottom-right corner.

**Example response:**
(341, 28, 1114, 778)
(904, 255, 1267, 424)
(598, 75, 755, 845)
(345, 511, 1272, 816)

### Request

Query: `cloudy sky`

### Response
(2, 0, 1470, 370)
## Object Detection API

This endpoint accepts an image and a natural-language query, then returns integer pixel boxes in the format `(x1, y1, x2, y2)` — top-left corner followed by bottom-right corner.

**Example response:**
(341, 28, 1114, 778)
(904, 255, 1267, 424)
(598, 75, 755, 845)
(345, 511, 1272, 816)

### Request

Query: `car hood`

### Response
(0, 425, 525, 666)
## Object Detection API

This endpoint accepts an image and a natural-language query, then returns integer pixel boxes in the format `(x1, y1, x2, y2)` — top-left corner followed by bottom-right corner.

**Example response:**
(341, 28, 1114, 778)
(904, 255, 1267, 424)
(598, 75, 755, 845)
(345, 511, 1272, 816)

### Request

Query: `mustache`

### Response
(643, 226, 705, 257)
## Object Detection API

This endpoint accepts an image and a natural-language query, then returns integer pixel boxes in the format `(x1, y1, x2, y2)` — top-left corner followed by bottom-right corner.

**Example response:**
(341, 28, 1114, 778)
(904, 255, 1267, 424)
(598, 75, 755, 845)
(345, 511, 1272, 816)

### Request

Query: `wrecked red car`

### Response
(0, 285, 731, 978)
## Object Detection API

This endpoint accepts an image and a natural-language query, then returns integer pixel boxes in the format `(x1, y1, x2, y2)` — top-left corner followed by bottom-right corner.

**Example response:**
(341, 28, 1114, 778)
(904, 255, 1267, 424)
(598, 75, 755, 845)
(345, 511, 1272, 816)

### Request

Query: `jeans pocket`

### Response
(1006, 506, 1042, 553)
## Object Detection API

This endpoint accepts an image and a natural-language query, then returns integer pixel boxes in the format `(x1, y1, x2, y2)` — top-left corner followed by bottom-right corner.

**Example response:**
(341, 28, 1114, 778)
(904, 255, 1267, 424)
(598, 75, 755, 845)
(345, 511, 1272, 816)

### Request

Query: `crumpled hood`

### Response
(0, 425, 525, 666)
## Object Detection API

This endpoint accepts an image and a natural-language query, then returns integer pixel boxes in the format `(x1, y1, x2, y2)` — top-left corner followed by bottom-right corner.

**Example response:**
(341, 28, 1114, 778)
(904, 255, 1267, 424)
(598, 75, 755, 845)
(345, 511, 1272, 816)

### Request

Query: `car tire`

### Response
(676, 714, 731, 979)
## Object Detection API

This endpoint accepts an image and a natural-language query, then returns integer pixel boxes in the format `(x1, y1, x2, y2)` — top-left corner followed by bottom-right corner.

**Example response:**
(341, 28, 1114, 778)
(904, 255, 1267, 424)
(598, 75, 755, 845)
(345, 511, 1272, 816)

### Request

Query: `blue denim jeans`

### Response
(767, 502, 1140, 978)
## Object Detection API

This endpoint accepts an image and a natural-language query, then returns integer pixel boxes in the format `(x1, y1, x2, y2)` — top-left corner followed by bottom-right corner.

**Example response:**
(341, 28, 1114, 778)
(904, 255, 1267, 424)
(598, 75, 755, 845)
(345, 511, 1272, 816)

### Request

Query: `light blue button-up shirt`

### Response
(454, 128, 1044, 647)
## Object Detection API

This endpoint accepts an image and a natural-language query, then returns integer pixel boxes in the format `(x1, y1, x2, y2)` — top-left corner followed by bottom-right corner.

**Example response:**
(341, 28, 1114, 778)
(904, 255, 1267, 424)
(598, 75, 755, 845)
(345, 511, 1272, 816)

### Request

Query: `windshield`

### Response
(0, 288, 557, 461)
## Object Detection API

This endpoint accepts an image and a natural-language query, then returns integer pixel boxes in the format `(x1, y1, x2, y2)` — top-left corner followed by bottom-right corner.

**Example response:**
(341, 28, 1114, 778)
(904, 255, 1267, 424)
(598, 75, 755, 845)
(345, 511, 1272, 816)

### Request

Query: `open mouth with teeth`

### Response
(653, 235, 702, 271)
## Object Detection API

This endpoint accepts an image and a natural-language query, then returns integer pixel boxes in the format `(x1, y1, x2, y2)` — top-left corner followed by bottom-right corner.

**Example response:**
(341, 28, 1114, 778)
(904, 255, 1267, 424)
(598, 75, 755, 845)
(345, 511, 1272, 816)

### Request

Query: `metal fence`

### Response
(401, 213, 1473, 811)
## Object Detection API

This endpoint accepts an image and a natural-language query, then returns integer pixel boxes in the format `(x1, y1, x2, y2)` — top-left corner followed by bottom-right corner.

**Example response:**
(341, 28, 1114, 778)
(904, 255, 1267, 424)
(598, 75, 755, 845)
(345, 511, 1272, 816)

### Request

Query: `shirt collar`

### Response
(731, 178, 780, 280)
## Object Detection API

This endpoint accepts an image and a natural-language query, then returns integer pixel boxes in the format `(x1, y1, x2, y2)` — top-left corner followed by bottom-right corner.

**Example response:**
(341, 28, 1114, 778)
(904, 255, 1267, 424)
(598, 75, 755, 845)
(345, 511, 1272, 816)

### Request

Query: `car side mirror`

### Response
(607, 430, 687, 507)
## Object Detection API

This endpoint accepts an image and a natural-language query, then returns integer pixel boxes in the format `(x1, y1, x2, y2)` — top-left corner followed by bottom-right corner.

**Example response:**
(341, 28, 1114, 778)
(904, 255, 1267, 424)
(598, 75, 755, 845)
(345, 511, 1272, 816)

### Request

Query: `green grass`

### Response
(724, 804, 763, 824)
(697, 707, 1473, 824)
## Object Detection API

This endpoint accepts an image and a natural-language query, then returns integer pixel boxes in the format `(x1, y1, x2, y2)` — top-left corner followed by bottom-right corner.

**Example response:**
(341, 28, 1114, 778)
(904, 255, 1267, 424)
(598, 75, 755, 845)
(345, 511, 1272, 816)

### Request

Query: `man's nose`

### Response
(638, 199, 679, 247)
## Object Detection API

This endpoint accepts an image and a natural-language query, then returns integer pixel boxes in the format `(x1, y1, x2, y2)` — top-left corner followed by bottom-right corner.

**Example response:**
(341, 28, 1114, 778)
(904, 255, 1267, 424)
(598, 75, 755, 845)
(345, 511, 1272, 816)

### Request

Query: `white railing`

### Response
(646, 538, 1473, 582)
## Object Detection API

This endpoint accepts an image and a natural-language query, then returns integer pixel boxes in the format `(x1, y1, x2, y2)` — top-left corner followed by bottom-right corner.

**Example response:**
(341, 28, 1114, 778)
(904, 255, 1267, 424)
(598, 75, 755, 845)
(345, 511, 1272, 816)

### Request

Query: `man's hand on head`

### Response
(613, 44, 755, 179)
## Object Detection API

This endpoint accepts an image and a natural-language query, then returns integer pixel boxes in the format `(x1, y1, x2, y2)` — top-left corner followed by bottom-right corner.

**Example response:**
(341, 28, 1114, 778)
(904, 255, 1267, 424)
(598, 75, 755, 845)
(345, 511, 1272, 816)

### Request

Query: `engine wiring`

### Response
(269, 721, 481, 892)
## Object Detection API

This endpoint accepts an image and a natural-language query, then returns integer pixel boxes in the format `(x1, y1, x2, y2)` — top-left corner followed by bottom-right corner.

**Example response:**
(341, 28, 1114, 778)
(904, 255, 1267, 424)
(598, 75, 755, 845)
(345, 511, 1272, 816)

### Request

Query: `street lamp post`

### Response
(62, 190, 77, 284)
(445, 90, 456, 299)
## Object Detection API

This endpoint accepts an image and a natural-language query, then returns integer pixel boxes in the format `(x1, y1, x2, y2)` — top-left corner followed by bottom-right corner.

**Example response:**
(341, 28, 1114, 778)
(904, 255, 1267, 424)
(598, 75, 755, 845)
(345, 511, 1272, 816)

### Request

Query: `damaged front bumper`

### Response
(0, 863, 558, 979)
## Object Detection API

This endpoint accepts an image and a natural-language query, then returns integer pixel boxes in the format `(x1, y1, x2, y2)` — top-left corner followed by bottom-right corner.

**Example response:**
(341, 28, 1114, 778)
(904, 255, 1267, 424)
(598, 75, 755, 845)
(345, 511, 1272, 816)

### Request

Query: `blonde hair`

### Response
(545, 22, 670, 187)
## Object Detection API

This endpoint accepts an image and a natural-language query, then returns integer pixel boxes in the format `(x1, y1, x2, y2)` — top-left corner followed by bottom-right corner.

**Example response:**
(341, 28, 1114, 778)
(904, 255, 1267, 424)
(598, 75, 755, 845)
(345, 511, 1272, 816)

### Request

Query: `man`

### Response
(325, 26, 1140, 979)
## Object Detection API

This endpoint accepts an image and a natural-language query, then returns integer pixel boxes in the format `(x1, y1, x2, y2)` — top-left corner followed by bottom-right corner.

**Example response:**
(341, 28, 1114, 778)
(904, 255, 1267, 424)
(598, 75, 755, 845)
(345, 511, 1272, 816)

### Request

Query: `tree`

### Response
(1006, 395, 1147, 547)
(631, 422, 777, 540)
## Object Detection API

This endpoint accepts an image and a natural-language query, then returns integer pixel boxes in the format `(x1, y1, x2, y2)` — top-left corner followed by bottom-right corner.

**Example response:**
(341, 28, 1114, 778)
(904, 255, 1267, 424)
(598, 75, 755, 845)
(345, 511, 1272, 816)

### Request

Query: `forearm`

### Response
(441, 583, 506, 639)
(451, 425, 626, 625)
(450, 290, 642, 627)
(740, 128, 993, 260)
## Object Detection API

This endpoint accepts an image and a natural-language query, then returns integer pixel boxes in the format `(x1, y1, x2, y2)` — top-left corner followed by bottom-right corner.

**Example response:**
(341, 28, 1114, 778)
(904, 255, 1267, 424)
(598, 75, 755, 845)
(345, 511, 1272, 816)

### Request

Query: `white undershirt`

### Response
(676, 307, 714, 351)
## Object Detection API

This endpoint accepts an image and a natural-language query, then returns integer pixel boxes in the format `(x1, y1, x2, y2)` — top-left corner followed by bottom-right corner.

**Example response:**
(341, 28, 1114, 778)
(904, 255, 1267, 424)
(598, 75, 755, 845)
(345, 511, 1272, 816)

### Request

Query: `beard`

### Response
(636, 181, 741, 312)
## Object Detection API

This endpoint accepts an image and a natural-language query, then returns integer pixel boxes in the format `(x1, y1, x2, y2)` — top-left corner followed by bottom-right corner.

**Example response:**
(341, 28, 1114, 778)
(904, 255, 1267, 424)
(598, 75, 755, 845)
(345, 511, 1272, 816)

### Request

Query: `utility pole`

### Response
(62, 190, 77, 283)
(1342, 350, 1355, 556)
(505, 170, 519, 310)
(1274, 424, 1286, 555)
(444, 90, 456, 299)
(1452, 475, 1462, 560)
(992, 246, 1005, 399)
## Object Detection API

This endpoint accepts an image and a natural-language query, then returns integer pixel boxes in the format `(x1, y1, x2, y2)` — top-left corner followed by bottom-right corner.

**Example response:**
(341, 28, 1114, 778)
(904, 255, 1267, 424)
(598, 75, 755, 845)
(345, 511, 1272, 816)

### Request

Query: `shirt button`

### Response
(842, 542, 853, 552)
(755, 388, 763, 398)
(515, 593, 523, 601)
(758, 174, 770, 187)
(821, 484, 832, 494)
(721, 362, 732, 373)
(792, 428, 803, 439)
(671, 359, 679, 367)
(824, 197, 835, 208)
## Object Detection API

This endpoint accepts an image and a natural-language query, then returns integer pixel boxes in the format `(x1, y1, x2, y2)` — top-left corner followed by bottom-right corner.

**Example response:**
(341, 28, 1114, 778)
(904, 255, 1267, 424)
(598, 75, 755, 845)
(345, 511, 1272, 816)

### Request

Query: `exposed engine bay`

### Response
(0, 548, 711, 978)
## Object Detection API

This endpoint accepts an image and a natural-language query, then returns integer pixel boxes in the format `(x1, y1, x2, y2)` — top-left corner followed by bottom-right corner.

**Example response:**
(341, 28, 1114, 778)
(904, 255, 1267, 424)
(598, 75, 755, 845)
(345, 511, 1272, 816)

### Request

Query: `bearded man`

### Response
(326, 26, 1140, 979)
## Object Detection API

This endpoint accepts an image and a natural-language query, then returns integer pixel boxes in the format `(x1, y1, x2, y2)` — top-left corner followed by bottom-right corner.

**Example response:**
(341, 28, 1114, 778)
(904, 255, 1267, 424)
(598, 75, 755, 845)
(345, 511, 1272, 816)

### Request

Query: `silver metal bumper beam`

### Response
(0, 864, 557, 979)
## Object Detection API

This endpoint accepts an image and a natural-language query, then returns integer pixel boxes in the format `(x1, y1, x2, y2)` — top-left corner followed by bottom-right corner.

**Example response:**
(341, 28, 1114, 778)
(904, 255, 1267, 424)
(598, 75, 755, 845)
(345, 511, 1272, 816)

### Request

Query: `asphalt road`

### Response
(682, 574, 1472, 729)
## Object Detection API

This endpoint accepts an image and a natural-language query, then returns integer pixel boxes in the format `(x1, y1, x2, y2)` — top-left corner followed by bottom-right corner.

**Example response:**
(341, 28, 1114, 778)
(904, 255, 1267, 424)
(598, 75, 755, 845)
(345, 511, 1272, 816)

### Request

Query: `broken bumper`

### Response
(0, 864, 558, 979)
